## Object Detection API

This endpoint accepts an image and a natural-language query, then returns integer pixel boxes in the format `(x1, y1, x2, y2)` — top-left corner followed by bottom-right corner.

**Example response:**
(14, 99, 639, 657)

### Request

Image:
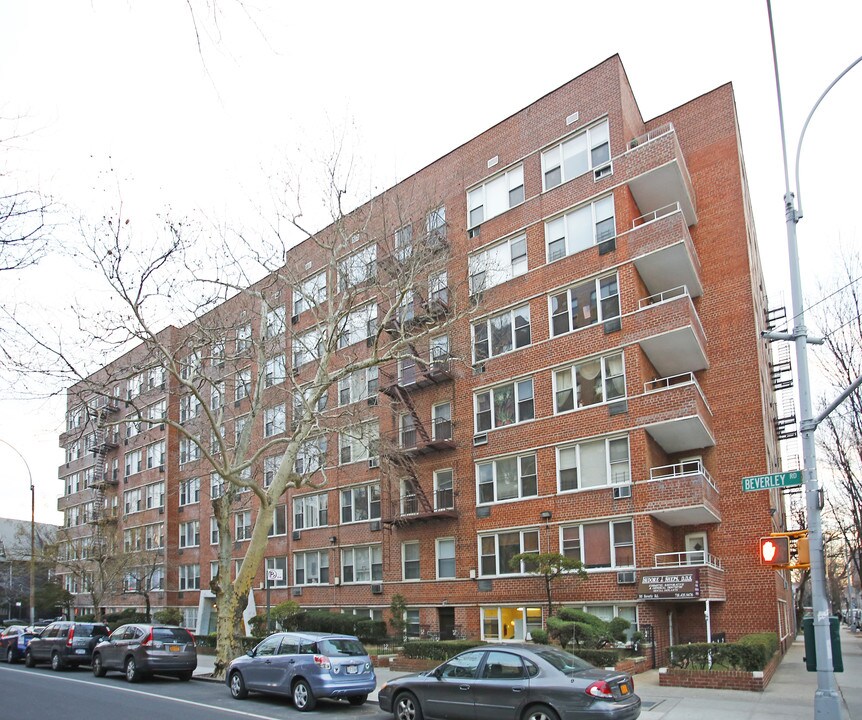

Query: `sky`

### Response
(0, 0, 860, 523)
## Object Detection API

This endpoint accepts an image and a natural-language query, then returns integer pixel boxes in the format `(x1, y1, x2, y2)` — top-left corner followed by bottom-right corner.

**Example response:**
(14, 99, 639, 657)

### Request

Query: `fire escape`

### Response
(87, 399, 121, 554)
(766, 307, 798, 441)
(381, 290, 458, 527)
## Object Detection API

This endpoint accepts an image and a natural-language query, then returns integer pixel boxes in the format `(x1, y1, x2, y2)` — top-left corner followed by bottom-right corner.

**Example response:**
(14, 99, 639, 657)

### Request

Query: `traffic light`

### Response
(797, 535, 810, 566)
(759, 536, 789, 565)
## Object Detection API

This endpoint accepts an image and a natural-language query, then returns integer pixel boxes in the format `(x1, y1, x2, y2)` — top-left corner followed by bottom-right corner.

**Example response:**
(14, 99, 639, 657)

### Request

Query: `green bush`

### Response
(737, 632, 778, 667)
(194, 634, 257, 653)
(668, 633, 778, 672)
(574, 648, 620, 667)
(529, 629, 549, 644)
(402, 640, 485, 661)
(105, 609, 148, 625)
(354, 619, 387, 644)
(547, 608, 629, 649)
(153, 608, 183, 625)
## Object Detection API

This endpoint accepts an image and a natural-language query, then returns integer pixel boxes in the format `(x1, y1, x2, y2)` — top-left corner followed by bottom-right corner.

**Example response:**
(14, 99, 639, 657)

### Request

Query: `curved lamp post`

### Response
(0, 438, 36, 626)
(766, 3, 862, 718)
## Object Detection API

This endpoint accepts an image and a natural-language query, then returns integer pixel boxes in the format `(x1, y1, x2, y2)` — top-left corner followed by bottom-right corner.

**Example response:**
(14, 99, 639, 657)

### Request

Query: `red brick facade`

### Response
(57, 55, 793, 663)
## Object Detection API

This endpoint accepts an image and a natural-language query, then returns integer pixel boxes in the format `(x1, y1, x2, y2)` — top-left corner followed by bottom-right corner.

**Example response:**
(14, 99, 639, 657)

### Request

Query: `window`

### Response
(179, 438, 201, 465)
(148, 399, 167, 422)
(295, 436, 327, 475)
(146, 440, 165, 469)
(294, 270, 327, 316)
(179, 477, 201, 506)
(268, 505, 287, 536)
(264, 356, 286, 388)
(341, 545, 383, 583)
(399, 414, 416, 449)
(265, 305, 286, 338)
(179, 521, 200, 548)
(264, 404, 286, 437)
(180, 351, 202, 380)
(338, 244, 377, 291)
(292, 386, 327, 429)
(553, 352, 625, 412)
(210, 473, 225, 500)
(479, 529, 539, 576)
(126, 416, 141, 439)
(546, 196, 615, 263)
(468, 234, 527, 294)
(405, 609, 421, 638)
(542, 120, 610, 190)
(429, 270, 448, 306)
(295, 549, 329, 585)
(474, 379, 534, 431)
(403, 541, 420, 580)
(144, 523, 163, 550)
(210, 381, 224, 410)
(263, 455, 283, 487)
(338, 304, 377, 348)
(340, 483, 381, 523)
(477, 453, 538, 503)
(395, 224, 413, 259)
(124, 526, 143, 552)
(430, 334, 450, 364)
(467, 166, 524, 229)
(234, 415, 249, 446)
(436, 538, 456, 578)
(235, 369, 251, 400)
(236, 323, 252, 352)
(561, 520, 634, 568)
(432, 403, 452, 441)
(400, 477, 419, 515)
(473, 305, 531, 361)
(265, 557, 287, 587)
(434, 469, 454, 509)
(557, 437, 630, 491)
(549, 275, 620, 336)
(124, 450, 143, 477)
(426, 205, 446, 244)
(235, 511, 252, 541)
(179, 564, 200, 590)
(145, 481, 165, 509)
(338, 422, 378, 465)
(180, 394, 201, 422)
(211, 339, 225, 367)
(210, 517, 219, 544)
(481, 607, 543, 642)
(294, 492, 329, 529)
(338, 367, 379, 405)
(294, 326, 323, 367)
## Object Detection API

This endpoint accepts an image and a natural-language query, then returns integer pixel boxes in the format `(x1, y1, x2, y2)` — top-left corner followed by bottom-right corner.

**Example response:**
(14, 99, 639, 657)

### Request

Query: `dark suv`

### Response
(92, 624, 197, 682)
(26, 621, 110, 670)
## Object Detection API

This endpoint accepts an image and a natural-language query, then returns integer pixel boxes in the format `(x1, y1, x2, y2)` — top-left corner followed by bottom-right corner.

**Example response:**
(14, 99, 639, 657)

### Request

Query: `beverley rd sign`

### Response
(741, 470, 803, 492)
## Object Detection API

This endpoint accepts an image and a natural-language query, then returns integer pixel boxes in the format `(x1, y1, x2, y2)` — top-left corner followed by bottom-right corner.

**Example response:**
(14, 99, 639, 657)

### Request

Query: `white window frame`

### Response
(235, 368, 251, 400)
(436, 537, 456, 579)
(179, 477, 201, 506)
(467, 165, 524, 229)
(468, 234, 527, 294)
(402, 541, 421, 581)
(294, 549, 329, 585)
(263, 404, 286, 437)
(235, 510, 252, 541)
(338, 244, 377, 291)
(552, 352, 626, 413)
(265, 305, 286, 338)
(293, 270, 327, 316)
(546, 195, 616, 263)
(472, 305, 531, 362)
(178, 564, 200, 590)
(264, 557, 288, 587)
(560, 519, 635, 570)
(264, 355, 286, 388)
(479, 529, 540, 577)
(541, 119, 610, 191)
(179, 520, 200, 549)
(293, 491, 329, 530)
(476, 453, 538, 504)
(340, 482, 381, 524)
(338, 367, 379, 406)
(338, 422, 378, 465)
(474, 378, 535, 432)
(557, 436, 630, 492)
(549, 274, 620, 337)
(341, 544, 383, 584)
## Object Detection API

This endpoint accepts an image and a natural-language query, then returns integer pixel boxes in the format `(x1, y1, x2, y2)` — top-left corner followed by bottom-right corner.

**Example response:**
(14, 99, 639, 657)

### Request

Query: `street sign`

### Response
(741, 470, 802, 492)
(266, 568, 284, 582)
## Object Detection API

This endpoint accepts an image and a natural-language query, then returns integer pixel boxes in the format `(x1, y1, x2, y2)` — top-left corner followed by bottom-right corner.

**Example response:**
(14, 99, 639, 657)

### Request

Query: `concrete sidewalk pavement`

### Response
(194, 627, 862, 717)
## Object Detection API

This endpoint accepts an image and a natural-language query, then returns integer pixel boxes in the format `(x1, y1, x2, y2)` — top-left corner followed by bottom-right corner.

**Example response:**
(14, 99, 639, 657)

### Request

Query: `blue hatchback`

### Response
(226, 631, 376, 711)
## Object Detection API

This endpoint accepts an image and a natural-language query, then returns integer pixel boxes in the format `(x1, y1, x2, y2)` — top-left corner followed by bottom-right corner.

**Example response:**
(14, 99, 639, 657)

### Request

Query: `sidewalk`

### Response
(194, 628, 862, 716)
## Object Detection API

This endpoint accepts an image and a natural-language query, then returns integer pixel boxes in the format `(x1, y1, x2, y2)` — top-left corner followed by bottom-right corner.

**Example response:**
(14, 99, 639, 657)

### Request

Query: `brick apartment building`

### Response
(56, 54, 794, 661)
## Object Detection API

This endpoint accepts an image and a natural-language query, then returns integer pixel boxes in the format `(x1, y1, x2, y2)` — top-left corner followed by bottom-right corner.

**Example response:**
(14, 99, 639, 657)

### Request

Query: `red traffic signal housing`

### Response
(759, 536, 790, 565)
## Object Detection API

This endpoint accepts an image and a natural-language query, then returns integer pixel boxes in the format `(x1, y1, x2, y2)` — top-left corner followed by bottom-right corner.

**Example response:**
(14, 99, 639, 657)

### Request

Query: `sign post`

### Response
(265, 568, 284, 631)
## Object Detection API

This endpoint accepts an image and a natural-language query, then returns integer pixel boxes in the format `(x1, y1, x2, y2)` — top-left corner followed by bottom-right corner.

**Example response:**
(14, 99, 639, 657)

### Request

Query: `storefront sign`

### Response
(637, 568, 701, 600)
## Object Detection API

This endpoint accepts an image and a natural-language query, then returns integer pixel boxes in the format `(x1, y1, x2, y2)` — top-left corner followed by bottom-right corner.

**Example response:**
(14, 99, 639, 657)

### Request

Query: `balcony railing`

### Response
(638, 285, 690, 310)
(644, 372, 709, 412)
(632, 202, 681, 229)
(655, 550, 722, 570)
(650, 460, 717, 492)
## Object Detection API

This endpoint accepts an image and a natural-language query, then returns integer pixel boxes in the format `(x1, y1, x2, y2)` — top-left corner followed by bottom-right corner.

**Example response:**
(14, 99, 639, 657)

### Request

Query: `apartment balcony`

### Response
(391, 488, 458, 526)
(631, 286, 708, 377)
(645, 550, 726, 601)
(639, 373, 715, 453)
(89, 429, 120, 456)
(383, 291, 451, 335)
(638, 460, 721, 526)
(628, 205, 702, 297)
(624, 124, 697, 226)
(388, 418, 456, 460)
(380, 353, 454, 397)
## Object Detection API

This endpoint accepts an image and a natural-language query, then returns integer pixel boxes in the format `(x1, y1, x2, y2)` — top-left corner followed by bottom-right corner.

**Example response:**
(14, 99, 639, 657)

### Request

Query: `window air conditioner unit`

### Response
(292, 587, 302, 597)
(370, 520, 381, 532)
(291, 315, 299, 325)
(371, 582, 383, 594)
(613, 485, 632, 500)
(367, 396, 378, 406)
(368, 457, 379, 469)
(292, 530, 301, 541)
(617, 570, 636, 585)
(473, 434, 488, 447)
(593, 163, 613, 181)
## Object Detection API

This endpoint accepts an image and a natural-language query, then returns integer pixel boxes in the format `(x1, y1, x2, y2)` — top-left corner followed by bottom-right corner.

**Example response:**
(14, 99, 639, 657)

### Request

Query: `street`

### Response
(0, 664, 384, 720)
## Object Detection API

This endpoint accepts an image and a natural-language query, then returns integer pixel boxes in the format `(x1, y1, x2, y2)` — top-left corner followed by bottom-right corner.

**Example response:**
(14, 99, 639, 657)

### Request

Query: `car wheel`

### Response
(395, 692, 423, 720)
(51, 651, 65, 671)
(229, 670, 248, 699)
(6, 647, 14, 664)
(348, 694, 368, 706)
(292, 678, 317, 712)
(92, 654, 106, 677)
(522, 705, 560, 720)
(24, 649, 35, 668)
(177, 670, 193, 682)
(125, 656, 142, 683)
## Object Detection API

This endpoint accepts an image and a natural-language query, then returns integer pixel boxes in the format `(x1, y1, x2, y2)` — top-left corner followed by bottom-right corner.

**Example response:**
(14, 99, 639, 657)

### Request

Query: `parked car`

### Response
(378, 643, 641, 720)
(1, 625, 36, 663)
(226, 631, 377, 710)
(25, 621, 110, 670)
(91, 624, 197, 682)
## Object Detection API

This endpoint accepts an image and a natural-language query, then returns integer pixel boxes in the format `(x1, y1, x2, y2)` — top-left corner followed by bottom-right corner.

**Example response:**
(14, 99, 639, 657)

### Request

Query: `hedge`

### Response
(280, 611, 387, 643)
(668, 632, 778, 672)
(574, 648, 621, 667)
(402, 640, 485, 661)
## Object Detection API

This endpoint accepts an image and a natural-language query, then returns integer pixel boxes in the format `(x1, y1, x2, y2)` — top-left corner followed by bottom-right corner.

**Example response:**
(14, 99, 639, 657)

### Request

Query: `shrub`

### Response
(402, 640, 485, 661)
(668, 633, 778, 672)
(153, 608, 183, 626)
(354, 619, 387, 645)
(547, 608, 629, 649)
(529, 629, 549, 644)
(105, 609, 147, 625)
(575, 648, 620, 667)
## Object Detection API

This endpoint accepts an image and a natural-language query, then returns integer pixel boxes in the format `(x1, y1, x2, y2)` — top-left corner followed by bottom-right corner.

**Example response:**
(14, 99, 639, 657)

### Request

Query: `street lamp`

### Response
(765, 4, 862, 719)
(0, 439, 36, 626)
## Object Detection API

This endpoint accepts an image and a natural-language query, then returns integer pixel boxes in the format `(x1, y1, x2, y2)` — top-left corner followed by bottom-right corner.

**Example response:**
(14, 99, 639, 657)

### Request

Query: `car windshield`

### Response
(153, 628, 194, 643)
(532, 647, 595, 673)
(75, 624, 110, 638)
(316, 638, 367, 657)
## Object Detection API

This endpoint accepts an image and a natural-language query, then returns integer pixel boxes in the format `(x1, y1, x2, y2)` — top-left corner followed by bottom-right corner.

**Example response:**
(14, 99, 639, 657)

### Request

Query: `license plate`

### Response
(170, 645, 181, 652)
(75, 649, 86, 654)
(346, 665, 358, 674)
(619, 683, 629, 695)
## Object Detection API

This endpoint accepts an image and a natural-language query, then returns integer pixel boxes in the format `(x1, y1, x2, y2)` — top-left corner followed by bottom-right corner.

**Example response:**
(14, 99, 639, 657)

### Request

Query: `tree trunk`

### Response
(212, 585, 247, 680)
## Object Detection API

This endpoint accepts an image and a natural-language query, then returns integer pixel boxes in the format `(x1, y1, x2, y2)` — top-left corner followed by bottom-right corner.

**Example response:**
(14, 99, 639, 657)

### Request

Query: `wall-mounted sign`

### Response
(637, 568, 701, 600)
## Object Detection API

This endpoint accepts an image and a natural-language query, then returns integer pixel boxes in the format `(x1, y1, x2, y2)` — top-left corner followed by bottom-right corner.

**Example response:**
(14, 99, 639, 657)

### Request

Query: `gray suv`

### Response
(92, 624, 197, 682)
(226, 632, 376, 710)
(25, 621, 110, 670)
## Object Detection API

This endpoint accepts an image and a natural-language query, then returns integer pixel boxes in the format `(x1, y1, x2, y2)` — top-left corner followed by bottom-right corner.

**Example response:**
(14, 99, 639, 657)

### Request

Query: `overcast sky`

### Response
(0, 0, 860, 523)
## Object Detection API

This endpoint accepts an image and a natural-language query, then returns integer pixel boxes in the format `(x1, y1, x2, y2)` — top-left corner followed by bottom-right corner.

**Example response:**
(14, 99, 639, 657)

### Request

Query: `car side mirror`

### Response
(432, 666, 444, 679)
(246, 650, 255, 658)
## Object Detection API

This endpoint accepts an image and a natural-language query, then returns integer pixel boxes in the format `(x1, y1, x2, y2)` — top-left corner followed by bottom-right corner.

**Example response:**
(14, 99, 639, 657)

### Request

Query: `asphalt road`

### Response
(0, 664, 387, 720)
